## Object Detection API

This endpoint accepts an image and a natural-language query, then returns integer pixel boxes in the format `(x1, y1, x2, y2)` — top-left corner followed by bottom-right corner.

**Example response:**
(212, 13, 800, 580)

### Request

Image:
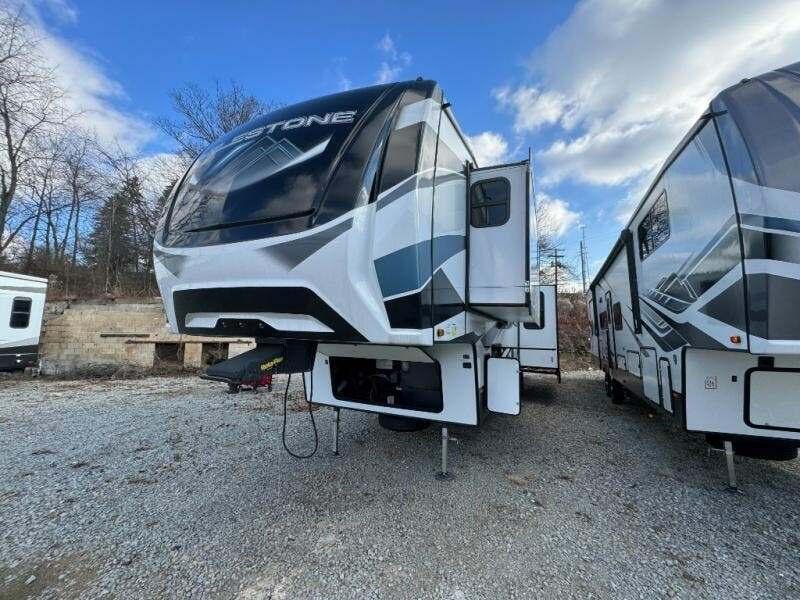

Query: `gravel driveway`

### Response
(1, 370, 798, 599)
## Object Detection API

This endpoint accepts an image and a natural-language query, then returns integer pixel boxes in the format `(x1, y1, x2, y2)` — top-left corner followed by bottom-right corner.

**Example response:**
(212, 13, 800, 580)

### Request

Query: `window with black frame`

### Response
(470, 178, 510, 227)
(638, 190, 670, 260)
(10, 297, 32, 329)
(612, 302, 623, 331)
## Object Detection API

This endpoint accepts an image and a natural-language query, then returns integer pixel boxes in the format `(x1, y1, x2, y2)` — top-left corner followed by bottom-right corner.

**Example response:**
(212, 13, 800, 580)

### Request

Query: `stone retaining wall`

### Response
(40, 299, 255, 375)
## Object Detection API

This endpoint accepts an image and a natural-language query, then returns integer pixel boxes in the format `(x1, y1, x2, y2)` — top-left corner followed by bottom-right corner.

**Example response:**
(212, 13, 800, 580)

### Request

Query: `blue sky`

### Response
(29, 0, 800, 285)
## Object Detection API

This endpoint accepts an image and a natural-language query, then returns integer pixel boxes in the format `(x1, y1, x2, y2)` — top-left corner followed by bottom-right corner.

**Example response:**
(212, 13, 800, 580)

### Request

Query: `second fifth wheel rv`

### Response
(588, 62, 800, 486)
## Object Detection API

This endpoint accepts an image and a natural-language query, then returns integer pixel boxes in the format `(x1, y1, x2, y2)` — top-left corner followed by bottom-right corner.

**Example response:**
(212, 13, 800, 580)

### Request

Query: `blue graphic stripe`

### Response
(374, 235, 464, 298)
(740, 213, 800, 234)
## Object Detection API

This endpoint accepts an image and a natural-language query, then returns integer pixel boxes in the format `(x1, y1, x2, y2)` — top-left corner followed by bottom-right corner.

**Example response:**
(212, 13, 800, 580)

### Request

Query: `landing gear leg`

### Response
(436, 426, 453, 480)
(332, 408, 340, 456)
(724, 440, 738, 491)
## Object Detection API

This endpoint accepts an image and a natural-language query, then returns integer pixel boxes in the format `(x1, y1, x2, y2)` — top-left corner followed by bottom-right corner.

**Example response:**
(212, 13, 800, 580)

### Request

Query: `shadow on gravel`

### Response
(0, 555, 97, 600)
(521, 377, 560, 405)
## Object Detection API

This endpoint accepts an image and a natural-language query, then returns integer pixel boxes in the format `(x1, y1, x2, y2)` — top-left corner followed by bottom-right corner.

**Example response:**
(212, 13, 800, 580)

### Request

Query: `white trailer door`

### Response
(467, 163, 532, 316)
(487, 357, 521, 415)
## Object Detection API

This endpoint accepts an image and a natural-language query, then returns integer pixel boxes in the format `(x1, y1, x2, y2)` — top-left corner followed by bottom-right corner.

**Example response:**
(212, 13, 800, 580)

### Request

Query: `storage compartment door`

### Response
(487, 357, 520, 415)
(746, 369, 800, 431)
(659, 359, 673, 412)
(468, 163, 531, 314)
(641, 348, 659, 405)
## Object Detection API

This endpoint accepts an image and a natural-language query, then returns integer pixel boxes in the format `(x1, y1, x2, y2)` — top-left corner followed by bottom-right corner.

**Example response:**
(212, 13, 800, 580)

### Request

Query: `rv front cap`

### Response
(231, 110, 358, 145)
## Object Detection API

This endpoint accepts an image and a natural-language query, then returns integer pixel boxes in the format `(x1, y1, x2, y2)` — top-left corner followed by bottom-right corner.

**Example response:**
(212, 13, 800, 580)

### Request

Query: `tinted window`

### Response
(612, 302, 623, 331)
(471, 178, 509, 227)
(523, 292, 546, 330)
(378, 88, 427, 194)
(161, 84, 397, 247)
(637, 120, 742, 320)
(599, 310, 608, 330)
(10, 297, 32, 329)
(638, 191, 670, 260)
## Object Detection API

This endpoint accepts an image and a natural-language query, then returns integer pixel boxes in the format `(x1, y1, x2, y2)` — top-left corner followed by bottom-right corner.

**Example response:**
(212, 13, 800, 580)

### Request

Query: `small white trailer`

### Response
(0, 270, 47, 371)
(497, 284, 560, 382)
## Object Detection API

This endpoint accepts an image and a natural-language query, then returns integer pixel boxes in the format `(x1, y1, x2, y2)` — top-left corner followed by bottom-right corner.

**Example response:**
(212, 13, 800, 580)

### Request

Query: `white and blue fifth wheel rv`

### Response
(587, 62, 800, 486)
(153, 79, 541, 473)
(0, 270, 47, 371)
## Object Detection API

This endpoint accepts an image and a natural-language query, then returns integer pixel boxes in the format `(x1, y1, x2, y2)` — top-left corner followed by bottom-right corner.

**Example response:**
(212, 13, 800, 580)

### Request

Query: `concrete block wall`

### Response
(40, 300, 255, 375)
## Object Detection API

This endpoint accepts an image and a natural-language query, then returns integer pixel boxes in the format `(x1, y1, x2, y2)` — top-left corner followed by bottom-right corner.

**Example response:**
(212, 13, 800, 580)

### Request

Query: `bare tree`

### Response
(22, 134, 64, 271)
(535, 198, 578, 285)
(60, 134, 99, 266)
(0, 6, 72, 252)
(156, 80, 278, 160)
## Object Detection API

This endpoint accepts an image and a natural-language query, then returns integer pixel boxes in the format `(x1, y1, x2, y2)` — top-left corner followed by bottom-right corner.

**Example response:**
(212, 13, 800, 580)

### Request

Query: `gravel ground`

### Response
(1, 370, 799, 599)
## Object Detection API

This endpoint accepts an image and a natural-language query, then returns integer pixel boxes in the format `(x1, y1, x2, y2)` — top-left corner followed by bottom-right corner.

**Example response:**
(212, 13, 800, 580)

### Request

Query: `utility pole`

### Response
(579, 225, 588, 293)
(550, 248, 563, 291)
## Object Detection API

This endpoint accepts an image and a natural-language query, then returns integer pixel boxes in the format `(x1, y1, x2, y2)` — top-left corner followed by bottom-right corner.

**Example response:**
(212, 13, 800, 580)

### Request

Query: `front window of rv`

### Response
(159, 85, 393, 247)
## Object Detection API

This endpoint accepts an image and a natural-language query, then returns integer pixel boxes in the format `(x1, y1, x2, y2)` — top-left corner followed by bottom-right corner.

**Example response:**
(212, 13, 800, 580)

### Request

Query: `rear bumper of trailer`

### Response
(0, 345, 39, 371)
(684, 348, 800, 443)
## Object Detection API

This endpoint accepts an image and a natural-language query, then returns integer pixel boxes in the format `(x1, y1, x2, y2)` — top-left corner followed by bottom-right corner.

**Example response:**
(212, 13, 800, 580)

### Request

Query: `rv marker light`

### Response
(730, 335, 741, 344)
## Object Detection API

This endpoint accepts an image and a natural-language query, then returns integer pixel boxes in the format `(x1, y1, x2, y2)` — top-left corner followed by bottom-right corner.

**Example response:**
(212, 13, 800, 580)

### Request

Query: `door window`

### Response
(612, 302, 623, 331)
(470, 178, 510, 227)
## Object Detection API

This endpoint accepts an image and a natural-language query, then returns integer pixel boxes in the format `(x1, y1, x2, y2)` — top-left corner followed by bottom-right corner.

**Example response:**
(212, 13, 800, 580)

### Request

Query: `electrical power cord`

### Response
(281, 372, 318, 459)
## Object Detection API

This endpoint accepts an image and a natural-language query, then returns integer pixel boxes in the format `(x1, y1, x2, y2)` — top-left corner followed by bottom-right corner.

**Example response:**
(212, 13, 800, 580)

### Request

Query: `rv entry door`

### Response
(467, 162, 533, 320)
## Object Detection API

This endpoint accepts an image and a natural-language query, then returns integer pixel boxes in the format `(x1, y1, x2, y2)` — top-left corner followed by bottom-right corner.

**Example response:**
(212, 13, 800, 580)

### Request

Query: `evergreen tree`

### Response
(85, 176, 142, 293)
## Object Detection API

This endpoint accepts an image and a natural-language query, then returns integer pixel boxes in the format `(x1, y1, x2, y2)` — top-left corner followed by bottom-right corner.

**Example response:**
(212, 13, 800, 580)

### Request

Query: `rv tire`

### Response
(611, 379, 624, 404)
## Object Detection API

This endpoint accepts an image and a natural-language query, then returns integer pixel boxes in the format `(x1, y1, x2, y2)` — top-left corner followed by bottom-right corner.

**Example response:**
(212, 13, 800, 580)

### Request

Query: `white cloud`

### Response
(337, 73, 352, 92)
(377, 33, 411, 66)
(494, 85, 567, 132)
(612, 167, 658, 224)
(376, 62, 402, 85)
(501, 0, 800, 190)
(536, 191, 581, 237)
(328, 57, 352, 91)
(20, 1, 156, 152)
(466, 131, 509, 166)
(35, 0, 78, 23)
(375, 33, 411, 84)
(135, 152, 186, 198)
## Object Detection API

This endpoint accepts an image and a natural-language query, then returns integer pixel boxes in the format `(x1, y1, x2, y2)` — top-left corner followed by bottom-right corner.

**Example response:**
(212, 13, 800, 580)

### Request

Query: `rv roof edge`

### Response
(0, 270, 49, 284)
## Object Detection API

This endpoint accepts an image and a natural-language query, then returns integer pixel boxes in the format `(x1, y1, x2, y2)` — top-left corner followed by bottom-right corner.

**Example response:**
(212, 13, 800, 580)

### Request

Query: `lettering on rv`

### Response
(231, 111, 357, 145)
